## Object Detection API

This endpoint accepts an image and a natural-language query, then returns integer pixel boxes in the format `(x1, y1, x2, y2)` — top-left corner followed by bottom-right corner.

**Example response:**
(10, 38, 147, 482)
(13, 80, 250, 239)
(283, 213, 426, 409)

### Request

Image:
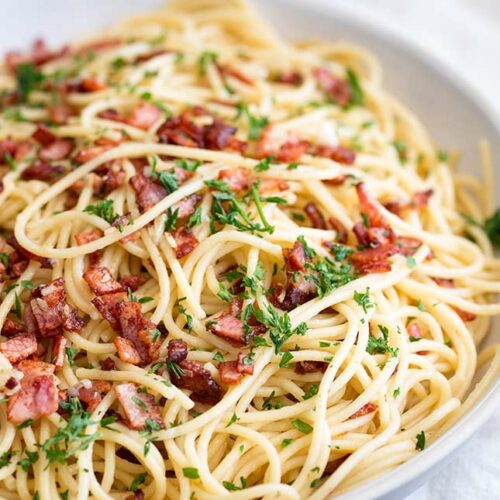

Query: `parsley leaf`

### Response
(366, 325, 399, 357)
(416, 431, 426, 450)
(292, 419, 313, 434)
(16, 63, 45, 102)
(236, 103, 269, 141)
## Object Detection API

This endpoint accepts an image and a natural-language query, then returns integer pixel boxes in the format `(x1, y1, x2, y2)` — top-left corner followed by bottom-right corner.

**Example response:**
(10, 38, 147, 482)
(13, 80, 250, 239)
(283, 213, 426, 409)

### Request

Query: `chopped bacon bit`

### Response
(453, 307, 477, 322)
(114, 337, 142, 365)
(173, 227, 199, 259)
(130, 172, 166, 212)
(313, 67, 351, 107)
(75, 229, 103, 246)
(76, 38, 122, 55)
(304, 202, 327, 229)
(7, 360, 57, 423)
(259, 178, 289, 194)
(229, 297, 243, 317)
(126, 491, 145, 500)
(328, 217, 348, 244)
(74, 144, 115, 164)
(273, 71, 303, 86)
(0, 139, 31, 162)
(171, 194, 202, 219)
(383, 201, 402, 217)
(38, 138, 73, 162)
(208, 313, 245, 346)
(315, 144, 356, 165)
(407, 322, 422, 340)
(276, 140, 310, 163)
(295, 361, 328, 374)
(351, 244, 399, 274)
(349, 402, 377, 419)
(413, 189, 434, 209)
(100, 357, 116, 371)
(1, 318, 25, 337)
(204, 118, 246, 152)
(5, 39, 68, 72)
(0, 333, 37, 364)
(73, 380, 112, 413)
(272, 275, 317, 312)
(324, 175, 348, 186)
(115, 383, 164, 430)
(169, 359, 223, 405)
(355, 183, 390, 230)
(127, 102, 162, 130)
(217, 63, 254, 86)
(119, 275, 146, 292)
(32, 124, 57, 145)
(51, 335, 67, 370)
(83, 266, 124, 296)
(167, 339, 188, 364)
(49, 102, 74, 125)
(236, 352, 254, 375)
(432, 277, 455, 288)
(219, 361, 243, 385)
(92, 292, 127, 331)
(217, 168, 253, 193)
(21, 162, 65, 182)
(283, 240, 307, 272)
(396, 237, 422, 257)
(134, 49, 170, 63)
(73, 77, 107, 93)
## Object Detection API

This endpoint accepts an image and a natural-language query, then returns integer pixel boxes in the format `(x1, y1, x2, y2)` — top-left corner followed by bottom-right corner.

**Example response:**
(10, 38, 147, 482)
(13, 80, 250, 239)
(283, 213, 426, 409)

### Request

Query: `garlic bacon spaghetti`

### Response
(0, 1, 498, 499)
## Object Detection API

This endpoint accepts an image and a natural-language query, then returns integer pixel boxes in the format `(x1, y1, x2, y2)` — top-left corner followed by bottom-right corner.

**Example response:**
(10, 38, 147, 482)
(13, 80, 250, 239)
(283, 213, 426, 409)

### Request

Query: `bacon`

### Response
(273, 71, 303, 86)
(276, 140, 310, 163)
(69, 77, 107, 93)
(275, 275, 317, 311)
(412, 189, 434, 209)
(0, 333, 37, 364)
(349, 402, 377, 419)
(219, 361, 243, 385)
(0, 139, 31, 162)
(432, 277, 455, 288)
(49, 102, 74, 125)
(453, 307, 477, 322)
(115, 383, 164, 430)
(396, 237, 422, 257)
(208, 313, 245, 345)
(83, 266, 124, 296)
(114, 337, 142, 365)
(217, 168, 253, 193)
(127, 102, 162, 130)
(51, 335, 67, 370)
(129, 172, 166, 212)
(351, 244, 399, 274)
(217, 64, 254, 86)
(75, 38, 122, 55)
(328, 217, 348, 244)
(92, 292, 127, 331)
(169, 359, 223, 405)
(203, 118, 246, 152)
(134, 49, 170, 63)
(5, 39, 68, 71)
(313, 67, 351, 107)
(355, 183, 390, 230)
(304, 202, 327, 229)
(32, 124, 56, 145)
(167, 339, 188, 364)
(236, 352, 254, 375)
(283, 240, 307, 272)
(171, 194, 202, 219)
(295, 361, 328, 374)
(258, 178, 289, 194)
(1, 318, 25, 337)
(315, 144, 356, 165)
(7, 360, 57, 423)
(74, 144, 115, 163)
(119, 275, 146, 292)
(407, 322, 422, 340)
(21, 162, 65, 182)
(75, 229, 103, 246)
(38, 139, 73, 162)
(173, 227, 199, 259)
(72, 380, 112, 413)
(100, 357, 116, 371)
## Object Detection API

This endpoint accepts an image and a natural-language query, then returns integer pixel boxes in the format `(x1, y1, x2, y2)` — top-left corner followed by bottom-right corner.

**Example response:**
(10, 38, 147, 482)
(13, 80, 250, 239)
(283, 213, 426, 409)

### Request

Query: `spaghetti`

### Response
(0, 0, 498, 499)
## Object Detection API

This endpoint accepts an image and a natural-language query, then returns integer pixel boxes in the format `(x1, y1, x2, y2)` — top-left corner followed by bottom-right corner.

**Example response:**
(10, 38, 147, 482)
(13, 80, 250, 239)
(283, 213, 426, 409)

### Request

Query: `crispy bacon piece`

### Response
(0, 139, 31, 162)
(114, 337, 142, 365)
(328, 217, 348, 244)
(100, 357, 116, 371)
(351, 244, 399, 274)
(236, 352, 254, 375)
(432, 277, 455, 288)
(1, 318, 25, 337)
(171, 194, 202, 219)
(127, 102, 162, 130)
(32, 124, 56, 145)
(49, 102, 74, 125)
(173, 227, 199, 259)
(355, 183, 389, 230)
(51, 335, 67, 370)
(412, 189, 434, 209)
(259, 178, 289, 194)
(453, 307, 477, 322)
(219, 361, 243, 385)
(83, 266, 124, 296)
(407, 322, 422, 340)
(304, 202, 327, 229)
(115, 383, 164, 430)
(217, 63, 254, 86)
(349, 402, 377, 419)
(21, 162, 65, 182)
(276, 140, 309, 163)
(39, 139, 73, 162)
(203, 118, 246, 152)
(168, 359, 223, 405)
(167, 339, 188, 364)
(92, 292, 127, 331)
(71, 380, 112, 413)
(91, 161, 126, 196)
(396, 237, 422, 257)
(75, 229, 103, 246)
(283, 240, 307, 272)
(134, 49, 170, 63)
(119, 275, 146, 292)
(295, 361, 328, 374)
(208, 313, 245, 346)
(7, 360, 57, 423)
(0, 333, 37, 364)
(75, 38, 122, 55)
(217, 168, 253, 193)
(68, 77, 107, 93)
(74, 144, 115, 164)
(313, 67, 351, 107)
(315, 145, 356, 165)
(5, 39, 68, 71)
(273, 71, 303, 86)
(129, 172, 166, 212)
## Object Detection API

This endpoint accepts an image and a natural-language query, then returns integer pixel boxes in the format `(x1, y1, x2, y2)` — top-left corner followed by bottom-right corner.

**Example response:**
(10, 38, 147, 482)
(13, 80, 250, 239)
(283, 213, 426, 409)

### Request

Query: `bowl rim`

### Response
(256, 0, 500, 498)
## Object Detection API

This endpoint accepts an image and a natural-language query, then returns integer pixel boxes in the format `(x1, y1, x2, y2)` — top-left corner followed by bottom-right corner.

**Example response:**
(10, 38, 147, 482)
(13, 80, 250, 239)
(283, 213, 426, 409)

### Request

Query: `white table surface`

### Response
(313, 2, 500, 498)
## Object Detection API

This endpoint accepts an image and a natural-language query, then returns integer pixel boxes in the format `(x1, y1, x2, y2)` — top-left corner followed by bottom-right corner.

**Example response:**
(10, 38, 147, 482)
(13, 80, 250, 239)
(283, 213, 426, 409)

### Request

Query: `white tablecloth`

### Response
(311, 1, 500, 498)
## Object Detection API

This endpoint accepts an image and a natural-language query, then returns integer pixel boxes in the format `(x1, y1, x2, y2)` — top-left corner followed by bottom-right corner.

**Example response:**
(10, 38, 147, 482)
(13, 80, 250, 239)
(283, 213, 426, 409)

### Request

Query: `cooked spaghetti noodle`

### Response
(0, 1, 498, 499)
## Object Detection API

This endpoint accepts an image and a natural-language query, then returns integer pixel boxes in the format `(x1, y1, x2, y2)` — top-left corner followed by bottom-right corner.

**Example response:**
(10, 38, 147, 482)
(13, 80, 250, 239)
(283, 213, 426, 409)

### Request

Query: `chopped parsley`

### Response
(236, 103, 269, 141)
(19, 450, 39, 472)
(0, 451, 15, 468)
(303, 383, 319, 400)
(484, 208, 500, 248)
(130, 472, 147, 492)
(217, 283, 233, 302)
(83, 199, 118, 224)
(183, 467, 200, 479)
(198, 51, 218, 74)
(346, 69, 364, 107)
(353, 288, 374, 313)
(223, 477, 247, 491)
(292, 419, 313, 434)
(281, 438, 294, 448)
(279, 351, 294, 368)
(226, 413, 239, 427)
(254, 156, 273, 172)
(166, 361, 185, 378)
(157, 170, 178, 194)
(366, 325, 399, 357)
(16, 63, 45, 102)
(416, 431, 426, 450)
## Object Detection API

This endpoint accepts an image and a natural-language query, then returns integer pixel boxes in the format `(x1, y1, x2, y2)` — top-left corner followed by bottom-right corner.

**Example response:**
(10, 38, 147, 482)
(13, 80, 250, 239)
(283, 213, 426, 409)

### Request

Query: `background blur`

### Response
(0, 1, 499, 498)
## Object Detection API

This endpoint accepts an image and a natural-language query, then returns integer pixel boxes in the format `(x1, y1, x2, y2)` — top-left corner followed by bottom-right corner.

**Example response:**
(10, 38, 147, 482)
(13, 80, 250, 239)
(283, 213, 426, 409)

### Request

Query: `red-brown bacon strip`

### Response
(172, 227, 199, 259)
(217, 168, 253, 193)
(0, 332, 37, 364)
(5, 39, 69, 72)
(304, 202, 327, 230)
(129, 172, 166, 212)
(349, 402, 377, 419)
(83, 266, 124, 296)
(21, 162, 65, 183)
(115, 383, 164, 430)
(315, 144, 356, 165)
(313, 67, 351, 107)
(208, 313, 245, 346)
